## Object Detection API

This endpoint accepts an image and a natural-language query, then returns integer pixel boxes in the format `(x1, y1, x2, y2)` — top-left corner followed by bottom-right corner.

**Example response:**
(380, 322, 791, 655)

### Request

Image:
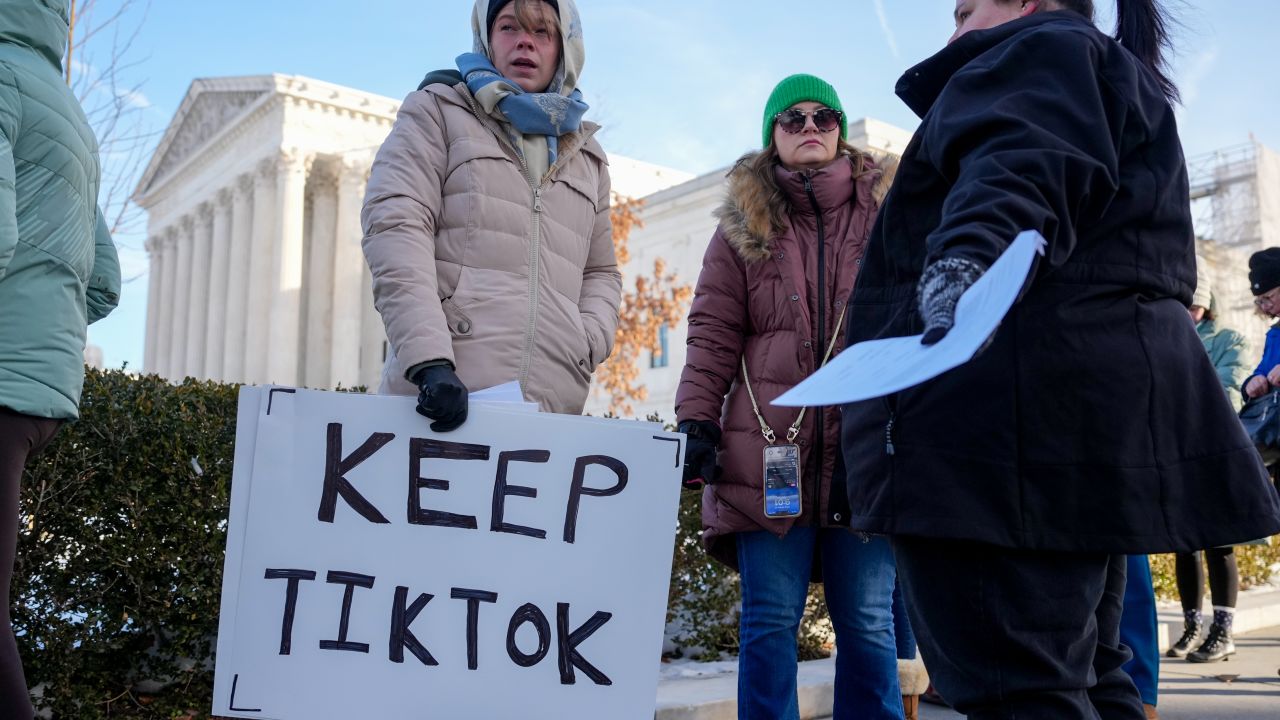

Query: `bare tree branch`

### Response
(67, 0, 154, 236)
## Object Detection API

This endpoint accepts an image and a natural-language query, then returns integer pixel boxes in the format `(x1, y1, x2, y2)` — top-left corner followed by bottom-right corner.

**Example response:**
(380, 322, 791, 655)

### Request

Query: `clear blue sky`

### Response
(86, 0, 1280, 370)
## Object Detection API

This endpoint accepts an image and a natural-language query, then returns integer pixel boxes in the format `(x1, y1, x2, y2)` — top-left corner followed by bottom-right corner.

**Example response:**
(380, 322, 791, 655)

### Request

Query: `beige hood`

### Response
(470, 0, 585, 96)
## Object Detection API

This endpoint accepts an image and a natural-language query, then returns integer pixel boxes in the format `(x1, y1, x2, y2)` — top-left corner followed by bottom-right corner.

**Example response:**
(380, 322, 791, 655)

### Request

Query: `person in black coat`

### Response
(839, 1, 1280, 718)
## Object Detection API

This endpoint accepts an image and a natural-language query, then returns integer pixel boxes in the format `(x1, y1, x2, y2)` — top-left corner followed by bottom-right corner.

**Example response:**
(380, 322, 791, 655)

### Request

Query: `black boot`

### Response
(1187, 610, 1235, 663)
(1166, 610, 1201, 658)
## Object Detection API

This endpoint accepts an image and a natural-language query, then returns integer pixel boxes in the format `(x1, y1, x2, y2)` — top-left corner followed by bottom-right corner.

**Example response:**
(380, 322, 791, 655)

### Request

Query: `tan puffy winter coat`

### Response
(362, 82, 621, 413)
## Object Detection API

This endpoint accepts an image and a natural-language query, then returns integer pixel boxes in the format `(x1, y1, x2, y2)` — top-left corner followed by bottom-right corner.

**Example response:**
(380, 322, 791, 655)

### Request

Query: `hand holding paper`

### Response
(918, 256, 986, 345)
(773, 230, 1046, 408)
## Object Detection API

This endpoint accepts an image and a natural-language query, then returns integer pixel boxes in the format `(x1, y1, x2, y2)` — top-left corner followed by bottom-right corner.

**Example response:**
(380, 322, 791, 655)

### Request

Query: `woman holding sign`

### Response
(839, 1, 1280, 718)
(675, 75, 903, 720)
(362, 0, 620, 428)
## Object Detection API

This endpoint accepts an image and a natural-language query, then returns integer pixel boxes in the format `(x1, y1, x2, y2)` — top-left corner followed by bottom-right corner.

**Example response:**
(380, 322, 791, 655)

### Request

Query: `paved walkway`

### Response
(916, 627, 1280, 719)
(657, 588, 1280, 720)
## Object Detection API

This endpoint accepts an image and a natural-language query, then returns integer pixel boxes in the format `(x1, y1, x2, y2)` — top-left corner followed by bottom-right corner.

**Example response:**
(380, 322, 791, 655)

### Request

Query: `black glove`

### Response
(677, 420, 722, 490)
(918, 256, 986, 345)
(413, 363, 469, 432)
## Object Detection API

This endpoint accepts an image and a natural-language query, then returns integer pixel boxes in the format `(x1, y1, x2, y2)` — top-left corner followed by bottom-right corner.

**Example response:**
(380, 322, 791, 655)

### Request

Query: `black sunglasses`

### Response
(774, 107, 843, 135)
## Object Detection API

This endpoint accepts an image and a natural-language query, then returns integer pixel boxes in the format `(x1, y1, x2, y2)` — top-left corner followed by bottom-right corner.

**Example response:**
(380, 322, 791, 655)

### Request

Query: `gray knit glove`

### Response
(918, 256, 986, 345)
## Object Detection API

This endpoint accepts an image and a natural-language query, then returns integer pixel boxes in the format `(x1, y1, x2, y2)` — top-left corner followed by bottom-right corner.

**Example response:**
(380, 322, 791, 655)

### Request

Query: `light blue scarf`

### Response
(456, 52, 588, 167)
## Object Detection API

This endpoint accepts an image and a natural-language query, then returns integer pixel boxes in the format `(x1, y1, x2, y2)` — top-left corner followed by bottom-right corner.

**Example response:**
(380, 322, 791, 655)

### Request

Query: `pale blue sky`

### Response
(85, 0, 1280, 370)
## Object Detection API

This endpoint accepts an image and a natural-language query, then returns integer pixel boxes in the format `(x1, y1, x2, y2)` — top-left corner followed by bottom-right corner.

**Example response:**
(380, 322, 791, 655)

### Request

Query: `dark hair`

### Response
(1112, 0, 1179, 102)
(1011, 0, 1180, 103)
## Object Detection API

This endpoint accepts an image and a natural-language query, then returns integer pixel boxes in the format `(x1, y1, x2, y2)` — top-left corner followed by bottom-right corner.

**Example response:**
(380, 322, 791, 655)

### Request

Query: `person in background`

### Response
(1167, 262, 1258, 665)
(1248, 250, 1280, 681)
(1118, 555, 1160, 719)
(676, 74, 902, 720)
(1243, 248, 1280, 402)
(1246, 249, 1280, 503)
(0, 1, 122, 717)
(838, 1, 1280, 717)
(362, 0, 620, 427)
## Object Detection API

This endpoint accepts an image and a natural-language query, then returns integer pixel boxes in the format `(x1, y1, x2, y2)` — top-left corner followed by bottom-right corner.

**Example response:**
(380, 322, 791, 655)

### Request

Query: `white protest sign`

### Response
(774, 230, 1046, 407)
(213, 388, 683, 719)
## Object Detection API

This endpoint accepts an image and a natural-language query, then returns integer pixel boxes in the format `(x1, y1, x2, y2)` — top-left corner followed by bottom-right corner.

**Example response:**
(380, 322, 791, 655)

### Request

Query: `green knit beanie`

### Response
(762, 73, 848, 148)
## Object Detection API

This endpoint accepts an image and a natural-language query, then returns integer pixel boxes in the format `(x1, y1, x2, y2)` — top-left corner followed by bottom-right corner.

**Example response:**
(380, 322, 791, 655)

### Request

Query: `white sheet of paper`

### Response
(469, 380, 526, 404)
(773, 230, 1046, 408)
(474, 400, 542, 413)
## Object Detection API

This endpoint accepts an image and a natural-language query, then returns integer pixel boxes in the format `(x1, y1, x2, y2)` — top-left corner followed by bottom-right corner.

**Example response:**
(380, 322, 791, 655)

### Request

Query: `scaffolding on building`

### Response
(1189, 140, 1280, 358)
(1189, 142, 1261, 247)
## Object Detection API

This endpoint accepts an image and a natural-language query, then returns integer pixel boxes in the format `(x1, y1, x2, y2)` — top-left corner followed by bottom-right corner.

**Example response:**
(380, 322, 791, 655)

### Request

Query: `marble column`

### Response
(244, 158, 277, 384)
(154, 231, 178, 378)
(330, 158, 368, 389)
(203, 189, 233, 381)
(143, 236, 162, 373)
(222, 174, 254, 383)
(169, 216, 194, 380)
(266, 150, 310, 385)
(303, 162, 338, 388)
(184, 203, 214, 379)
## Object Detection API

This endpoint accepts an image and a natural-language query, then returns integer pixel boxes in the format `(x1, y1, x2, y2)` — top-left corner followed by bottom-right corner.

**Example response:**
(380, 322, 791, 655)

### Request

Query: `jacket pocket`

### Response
(445, 137, 512, 176)
(555, 169, 600, 210)
(568, 309, 594, 379)
(441, 297, 474, 337)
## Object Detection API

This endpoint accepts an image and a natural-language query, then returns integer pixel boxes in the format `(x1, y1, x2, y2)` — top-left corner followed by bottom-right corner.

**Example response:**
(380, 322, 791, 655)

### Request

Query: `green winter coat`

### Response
(1198, 318, 1249, 413)
(0, 0, 119, 420)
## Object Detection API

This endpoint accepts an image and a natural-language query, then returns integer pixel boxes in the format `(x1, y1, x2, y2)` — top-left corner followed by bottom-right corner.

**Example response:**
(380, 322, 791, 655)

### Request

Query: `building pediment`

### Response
(147, 90, 266, 189)
(134, 74, 403, 204)
(134, 76, 278, 202)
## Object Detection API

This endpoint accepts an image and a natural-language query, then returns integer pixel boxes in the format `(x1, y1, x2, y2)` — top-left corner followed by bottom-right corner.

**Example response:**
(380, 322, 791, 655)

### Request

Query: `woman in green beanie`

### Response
(675, 74, 903, 719)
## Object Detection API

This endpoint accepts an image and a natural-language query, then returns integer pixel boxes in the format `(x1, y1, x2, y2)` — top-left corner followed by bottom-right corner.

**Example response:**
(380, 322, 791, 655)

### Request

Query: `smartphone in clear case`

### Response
(762, 444, 802, 518)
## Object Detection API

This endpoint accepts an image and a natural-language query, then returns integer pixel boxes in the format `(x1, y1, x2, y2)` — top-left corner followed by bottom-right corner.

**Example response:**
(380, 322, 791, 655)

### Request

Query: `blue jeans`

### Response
(736, 527, 903, 720)
(1120, 555, 1159, 706)
(892, 579, 917, 660)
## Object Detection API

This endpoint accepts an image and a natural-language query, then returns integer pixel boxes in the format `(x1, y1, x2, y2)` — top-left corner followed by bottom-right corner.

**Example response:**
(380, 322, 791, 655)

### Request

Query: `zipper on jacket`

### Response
(883, 391, 900, 456)
(802, 173, 828, 521)
(519, 187, 544, 390)
(459, 91, 545, 396)
(802, 174, 828, 368)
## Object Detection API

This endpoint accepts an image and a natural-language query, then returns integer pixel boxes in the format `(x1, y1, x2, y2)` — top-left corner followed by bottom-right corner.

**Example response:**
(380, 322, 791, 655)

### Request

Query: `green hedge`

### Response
(1150, 546, 1280, 601)
(18, 369, 236, 718)
(16, 369, 1280, 716)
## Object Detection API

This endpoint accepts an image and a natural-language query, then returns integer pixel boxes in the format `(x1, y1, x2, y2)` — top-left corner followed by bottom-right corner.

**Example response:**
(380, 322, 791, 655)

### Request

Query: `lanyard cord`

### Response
(741, 303, 847, 444)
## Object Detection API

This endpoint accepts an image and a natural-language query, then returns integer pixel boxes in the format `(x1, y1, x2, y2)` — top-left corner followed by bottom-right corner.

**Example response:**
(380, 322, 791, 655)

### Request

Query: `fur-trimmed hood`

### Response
(714, 152, 898, 263)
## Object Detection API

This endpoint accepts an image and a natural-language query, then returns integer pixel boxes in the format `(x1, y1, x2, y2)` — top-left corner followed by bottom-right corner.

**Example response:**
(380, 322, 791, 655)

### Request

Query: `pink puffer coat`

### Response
(675, 152, 889, 569)
(362, 82, 621, 413)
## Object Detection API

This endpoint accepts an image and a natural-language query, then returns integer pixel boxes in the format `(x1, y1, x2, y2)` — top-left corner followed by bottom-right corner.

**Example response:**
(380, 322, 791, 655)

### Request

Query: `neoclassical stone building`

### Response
(136, 75, 394, 389)
(136, 74, 691, 390)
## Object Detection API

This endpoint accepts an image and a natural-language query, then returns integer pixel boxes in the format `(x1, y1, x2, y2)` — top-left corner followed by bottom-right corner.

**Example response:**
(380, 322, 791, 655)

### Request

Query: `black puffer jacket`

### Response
(840, 11, 1280, 553)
